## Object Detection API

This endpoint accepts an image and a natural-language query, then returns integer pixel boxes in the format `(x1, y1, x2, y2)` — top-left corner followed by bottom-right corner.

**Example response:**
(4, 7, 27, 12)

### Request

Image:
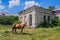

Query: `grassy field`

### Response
(0, 25, 60, 40)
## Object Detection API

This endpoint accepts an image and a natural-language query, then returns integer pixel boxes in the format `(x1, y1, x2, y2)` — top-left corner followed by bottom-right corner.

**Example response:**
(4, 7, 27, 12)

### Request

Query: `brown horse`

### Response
(12, 22, 27, 33)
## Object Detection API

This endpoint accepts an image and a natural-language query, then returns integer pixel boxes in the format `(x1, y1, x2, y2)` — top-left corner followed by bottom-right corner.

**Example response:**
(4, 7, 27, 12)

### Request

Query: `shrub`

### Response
(40, 21, 53, 28)
(37, 17, 60, 28)
(0, 16, 19, 25)
(51, 17, 60, 26)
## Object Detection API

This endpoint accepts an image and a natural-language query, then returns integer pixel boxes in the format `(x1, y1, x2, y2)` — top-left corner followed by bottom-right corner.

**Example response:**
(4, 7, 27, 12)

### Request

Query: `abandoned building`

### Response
(18, 5, 60, 27)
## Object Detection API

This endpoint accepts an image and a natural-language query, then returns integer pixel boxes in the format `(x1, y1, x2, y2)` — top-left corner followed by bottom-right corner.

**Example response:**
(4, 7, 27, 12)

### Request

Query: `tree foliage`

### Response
(48, 6, 55, 10)
(14, 20, 22, 24)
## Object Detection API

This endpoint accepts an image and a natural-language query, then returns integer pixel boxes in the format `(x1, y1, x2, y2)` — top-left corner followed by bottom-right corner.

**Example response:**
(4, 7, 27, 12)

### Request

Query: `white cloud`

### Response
(0, 5, 5, 10)
(0, 1, 5, 10)
(24, 1, 40, 9)
(9, 0, 20, 8)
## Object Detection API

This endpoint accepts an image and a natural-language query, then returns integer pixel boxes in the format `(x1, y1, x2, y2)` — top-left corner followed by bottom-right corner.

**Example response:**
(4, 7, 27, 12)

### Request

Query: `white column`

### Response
(26, 14, 30, 26)
(32, 11, 36, 27)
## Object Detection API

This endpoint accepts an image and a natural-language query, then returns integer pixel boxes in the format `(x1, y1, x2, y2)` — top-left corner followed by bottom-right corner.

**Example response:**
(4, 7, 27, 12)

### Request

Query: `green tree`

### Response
(14, 20, 22, 24)
(48, 6, 55, 10)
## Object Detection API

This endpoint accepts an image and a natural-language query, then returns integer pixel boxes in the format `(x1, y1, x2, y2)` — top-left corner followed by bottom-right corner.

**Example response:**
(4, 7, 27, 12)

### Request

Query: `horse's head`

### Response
(23, 21, 27, 27)
(25, 21, 27, 24)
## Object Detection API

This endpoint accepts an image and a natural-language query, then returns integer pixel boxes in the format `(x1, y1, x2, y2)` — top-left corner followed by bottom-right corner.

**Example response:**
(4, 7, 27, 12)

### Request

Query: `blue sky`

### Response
(0, 0, 60, 14)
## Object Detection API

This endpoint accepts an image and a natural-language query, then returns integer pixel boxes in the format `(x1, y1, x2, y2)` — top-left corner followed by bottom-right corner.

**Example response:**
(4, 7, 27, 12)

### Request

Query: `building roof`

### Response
(18, 5, 52, 14)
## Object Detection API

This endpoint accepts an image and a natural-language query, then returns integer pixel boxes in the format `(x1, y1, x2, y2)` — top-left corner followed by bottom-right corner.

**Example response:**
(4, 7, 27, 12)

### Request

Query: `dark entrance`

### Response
(43, 15, 46, 22)
(29, 14, 32, 26)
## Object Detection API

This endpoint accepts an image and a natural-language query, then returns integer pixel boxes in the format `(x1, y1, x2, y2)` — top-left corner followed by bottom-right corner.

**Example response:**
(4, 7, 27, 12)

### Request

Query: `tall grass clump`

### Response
(2, 30, 10, 37)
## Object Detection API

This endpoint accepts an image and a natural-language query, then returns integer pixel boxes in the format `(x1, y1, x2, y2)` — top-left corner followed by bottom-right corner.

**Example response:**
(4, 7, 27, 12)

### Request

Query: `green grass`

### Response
(0, 25, 60, 40)
(0, 25, 11, 30)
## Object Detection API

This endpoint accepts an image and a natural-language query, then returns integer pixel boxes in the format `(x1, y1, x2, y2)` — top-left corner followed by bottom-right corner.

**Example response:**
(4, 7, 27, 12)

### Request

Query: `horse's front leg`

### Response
(15, 28, 17, 33)
(21, 28, 23, 33)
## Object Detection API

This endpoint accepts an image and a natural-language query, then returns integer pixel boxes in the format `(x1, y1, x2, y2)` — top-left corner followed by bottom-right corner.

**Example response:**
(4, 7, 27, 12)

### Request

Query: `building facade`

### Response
(18, 6, 56, 27)
(54, 10, 60, 19)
